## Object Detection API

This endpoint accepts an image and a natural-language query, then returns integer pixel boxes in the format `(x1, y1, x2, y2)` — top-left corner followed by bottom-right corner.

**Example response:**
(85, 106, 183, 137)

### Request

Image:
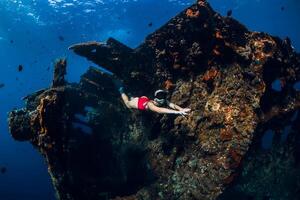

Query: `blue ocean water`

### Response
(0, 0, 299, 199)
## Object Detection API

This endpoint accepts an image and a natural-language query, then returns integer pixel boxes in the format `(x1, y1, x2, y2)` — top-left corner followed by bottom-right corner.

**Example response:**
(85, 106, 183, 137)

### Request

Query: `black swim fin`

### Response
(112, 78, 125, 94)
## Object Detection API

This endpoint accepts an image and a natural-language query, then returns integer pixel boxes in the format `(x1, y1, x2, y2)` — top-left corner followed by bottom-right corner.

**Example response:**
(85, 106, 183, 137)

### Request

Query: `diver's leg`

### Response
(121, 93, 130, 108)
(112, 78, 138, 109)
(120, 93, 138, 109)
(112, 78, 130, 107)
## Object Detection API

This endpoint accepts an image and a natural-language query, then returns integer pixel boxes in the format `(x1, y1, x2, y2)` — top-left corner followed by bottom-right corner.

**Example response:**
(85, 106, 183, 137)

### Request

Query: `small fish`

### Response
(58, 36, 64, 41)
(18, 64, 23, 72)
(148, 22, 153, 27)
(0, 167, 7, 174)
(281, 6, 285, 11)
(0, 83, 4, 88)
(227, 10, 232, 17)
(10, 39, 14, 43)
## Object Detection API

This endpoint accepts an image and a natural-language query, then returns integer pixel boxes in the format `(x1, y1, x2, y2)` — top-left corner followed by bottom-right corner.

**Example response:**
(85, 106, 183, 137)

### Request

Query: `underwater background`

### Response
(0, 0, 300, 199)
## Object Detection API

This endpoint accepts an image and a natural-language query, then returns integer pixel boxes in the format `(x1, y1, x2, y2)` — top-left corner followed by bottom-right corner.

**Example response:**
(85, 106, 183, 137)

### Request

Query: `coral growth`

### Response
(186, 9, 200, 18)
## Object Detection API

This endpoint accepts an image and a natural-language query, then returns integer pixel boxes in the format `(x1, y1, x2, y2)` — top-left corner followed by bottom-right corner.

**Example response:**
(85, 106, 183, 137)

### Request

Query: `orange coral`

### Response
(220, 128, 233, 141)
(35, 94, 59, 136)
(197, 0, 206, 7)
(254, 52, 266, 63)
(37, 96, 49, 135)
(186, 9, 200, 18)
(229, 148, 242, 168)
(238, 107, 248, 118)
(256, 82, 266, 93)
(202, 68, 219, 81)
(223, 106, 239, 125)
(164, 79, 175, 90)
(212, 45, 221, 55)
(215, 31, 223, 39)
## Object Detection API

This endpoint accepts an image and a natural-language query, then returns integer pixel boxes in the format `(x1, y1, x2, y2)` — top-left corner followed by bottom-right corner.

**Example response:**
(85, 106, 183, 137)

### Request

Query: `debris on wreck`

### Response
(8, 0, 300, 200)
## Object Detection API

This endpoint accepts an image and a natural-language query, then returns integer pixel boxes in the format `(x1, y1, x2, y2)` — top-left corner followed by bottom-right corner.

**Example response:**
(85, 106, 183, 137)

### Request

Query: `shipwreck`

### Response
(8, 0, 300, 199)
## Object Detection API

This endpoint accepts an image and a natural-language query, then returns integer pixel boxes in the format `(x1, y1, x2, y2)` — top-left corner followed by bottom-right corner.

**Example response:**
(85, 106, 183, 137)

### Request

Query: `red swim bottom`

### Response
(137, 96, 150, 110)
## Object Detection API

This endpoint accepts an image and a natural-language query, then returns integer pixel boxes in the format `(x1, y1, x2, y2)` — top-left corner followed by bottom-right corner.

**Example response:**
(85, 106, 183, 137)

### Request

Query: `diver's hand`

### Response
(180, 108, 191, 113)
(174, 110, 189, 116)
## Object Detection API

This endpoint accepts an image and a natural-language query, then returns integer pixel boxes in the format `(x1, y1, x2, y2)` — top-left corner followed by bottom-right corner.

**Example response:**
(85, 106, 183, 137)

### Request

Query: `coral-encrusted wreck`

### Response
(8, 0, 300, 199)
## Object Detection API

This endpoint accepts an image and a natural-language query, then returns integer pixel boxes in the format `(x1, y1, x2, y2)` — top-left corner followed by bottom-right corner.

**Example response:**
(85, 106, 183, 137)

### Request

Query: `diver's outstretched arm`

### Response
(168, 101, 183, 110)
(147, 102, 189, 116)
(167, 101, 191, 113)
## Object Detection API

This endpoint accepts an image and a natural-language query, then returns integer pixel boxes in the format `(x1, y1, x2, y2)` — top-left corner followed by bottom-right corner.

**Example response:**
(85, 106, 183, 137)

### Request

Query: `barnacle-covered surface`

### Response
(8, 0, 300, 200)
